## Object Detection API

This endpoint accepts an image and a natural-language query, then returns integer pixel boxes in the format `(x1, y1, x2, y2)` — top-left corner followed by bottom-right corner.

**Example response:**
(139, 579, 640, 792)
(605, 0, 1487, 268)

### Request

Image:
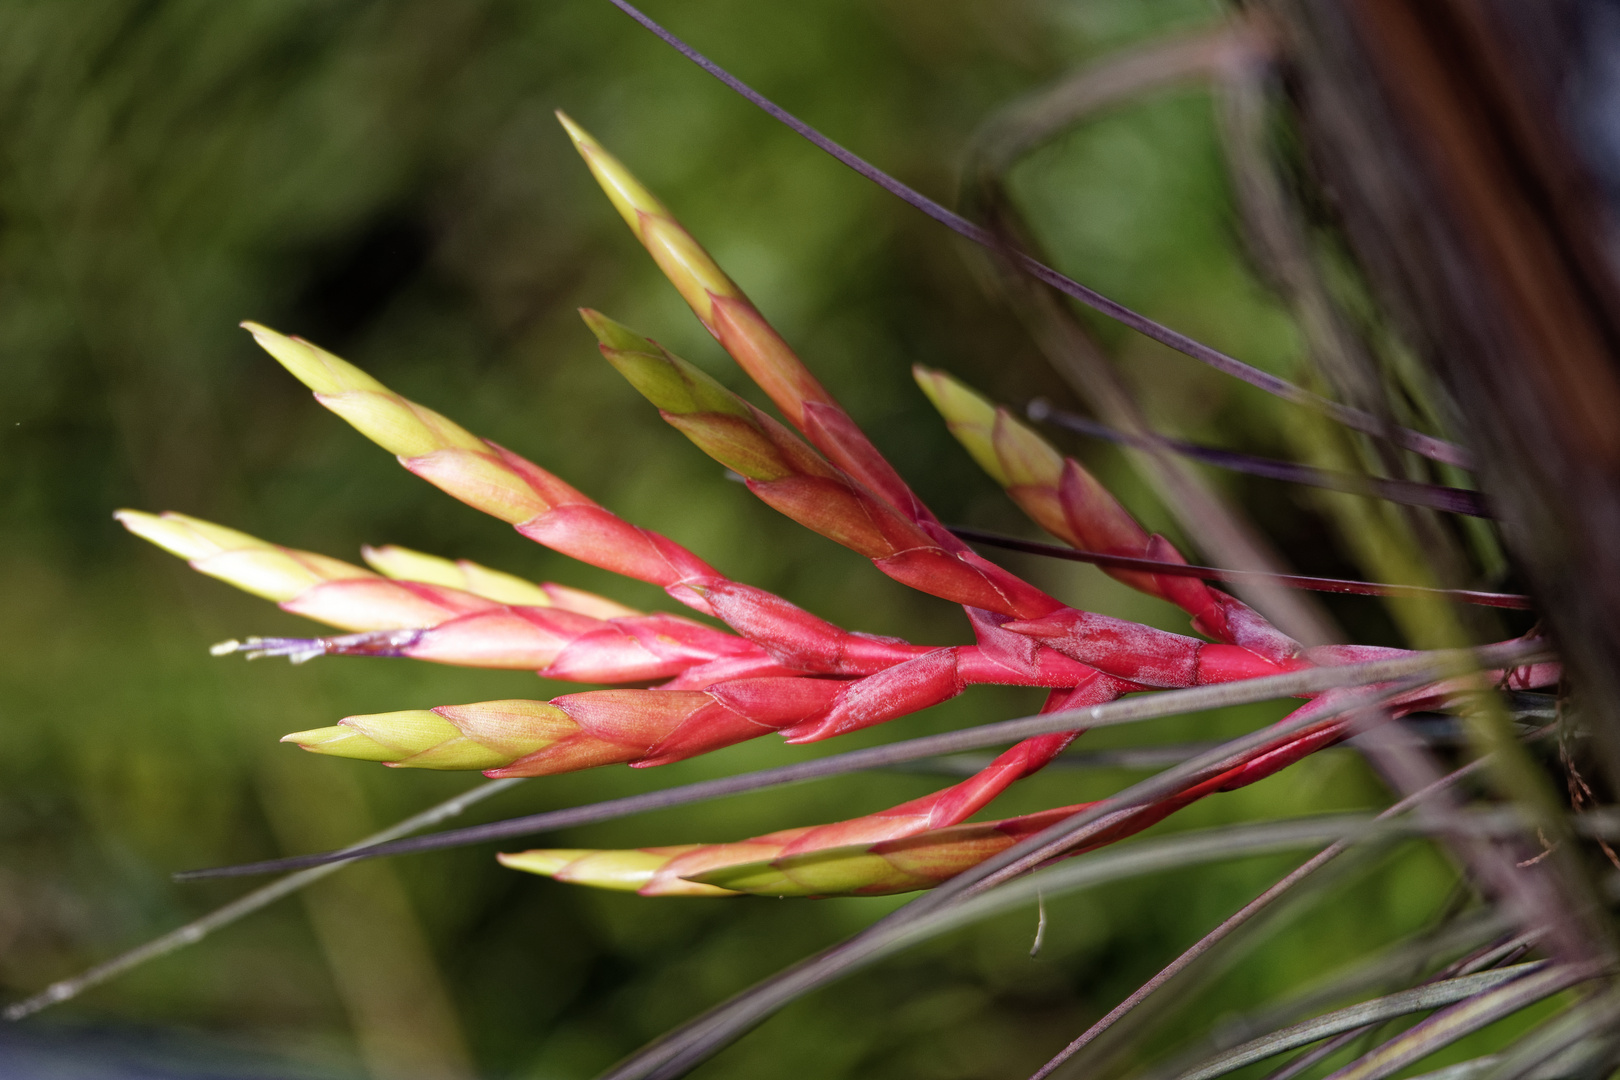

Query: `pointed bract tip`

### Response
(498, 847, 695, 892)
(586, 310, 751, 422)
(912, 367, 991, 422)
(579, 308, 657, 355)
(280, 724, 400, 762)
(1001, 617, 1062, 640)
(338, 709, 469, 765)
(913, 369, 1009, 486)
(115, 509, 264, 561)
(555, 112, 666, 236)
(496, 849, 579, 878)
(554, 110, 589, 146)
(283, 708, 519, 769)
(241, 321, 387, 396)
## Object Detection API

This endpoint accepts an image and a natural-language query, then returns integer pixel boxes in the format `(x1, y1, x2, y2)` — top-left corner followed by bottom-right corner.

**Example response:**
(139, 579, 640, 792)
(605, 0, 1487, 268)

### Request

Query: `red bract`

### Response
(585, 310, 1064, 620)
(499, 679, 853, 775)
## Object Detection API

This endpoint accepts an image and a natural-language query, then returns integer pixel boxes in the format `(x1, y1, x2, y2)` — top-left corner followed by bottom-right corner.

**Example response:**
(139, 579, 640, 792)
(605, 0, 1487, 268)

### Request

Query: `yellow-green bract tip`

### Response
(555, 110, 667, 237)
(579, 308, 655, 355)
(498, 847, 732, 894)
(496, 849, 581, 878)
(115, 509, 259, 561)
(553, 110, 591, 150)
(284, 709, 523, 770)
(912, 366, 1008, 487)
(115, 509, 368, 603)
(581, 309, 749, 420)
(241, 321, 387, 396)
(281, 725, 399, 762)
(359, 544, 470, 590)
(245, 321, 490, 460)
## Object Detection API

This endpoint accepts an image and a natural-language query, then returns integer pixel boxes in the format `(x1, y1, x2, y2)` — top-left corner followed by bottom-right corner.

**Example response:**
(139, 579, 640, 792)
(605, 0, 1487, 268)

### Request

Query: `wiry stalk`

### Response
(949, 527, 1532, 610)
(2, 777, 522, 1022)
(1026, 399, 1490, 517)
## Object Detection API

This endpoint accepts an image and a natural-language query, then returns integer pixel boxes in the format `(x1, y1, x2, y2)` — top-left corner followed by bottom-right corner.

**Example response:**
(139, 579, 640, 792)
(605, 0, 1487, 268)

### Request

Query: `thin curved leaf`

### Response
(1168, 963, 1545, 1080)
(1322, 963, 1608, 1080)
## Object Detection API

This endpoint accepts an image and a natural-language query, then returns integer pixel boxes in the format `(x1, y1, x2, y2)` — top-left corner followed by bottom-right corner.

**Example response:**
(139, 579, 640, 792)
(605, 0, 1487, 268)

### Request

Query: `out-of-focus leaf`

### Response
(1165, 963, 1545, 1080)
(1322, 963, 1608, 1080)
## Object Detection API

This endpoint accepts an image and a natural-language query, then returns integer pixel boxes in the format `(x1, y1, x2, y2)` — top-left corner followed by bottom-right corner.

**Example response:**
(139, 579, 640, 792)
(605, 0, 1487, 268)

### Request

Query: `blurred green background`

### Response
(0, 1, 1482, 1077)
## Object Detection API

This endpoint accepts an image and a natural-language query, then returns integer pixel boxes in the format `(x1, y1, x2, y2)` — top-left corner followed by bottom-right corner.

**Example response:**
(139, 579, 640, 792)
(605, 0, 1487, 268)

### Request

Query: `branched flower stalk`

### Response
(112, 116, 1558, 905)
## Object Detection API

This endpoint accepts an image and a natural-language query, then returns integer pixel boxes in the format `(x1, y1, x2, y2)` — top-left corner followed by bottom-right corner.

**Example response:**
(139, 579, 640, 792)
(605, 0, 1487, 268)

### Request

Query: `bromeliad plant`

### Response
(119, 114, 1558, 902)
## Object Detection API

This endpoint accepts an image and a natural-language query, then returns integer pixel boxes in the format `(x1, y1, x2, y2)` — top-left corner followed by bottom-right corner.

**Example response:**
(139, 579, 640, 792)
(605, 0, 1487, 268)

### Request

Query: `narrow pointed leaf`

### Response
(1167, 964, 1547, 1080)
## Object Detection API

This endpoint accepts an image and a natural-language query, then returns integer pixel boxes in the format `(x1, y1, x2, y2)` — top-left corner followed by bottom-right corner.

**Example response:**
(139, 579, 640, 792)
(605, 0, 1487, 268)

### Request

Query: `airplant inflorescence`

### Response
(114, 115, 1557, 906)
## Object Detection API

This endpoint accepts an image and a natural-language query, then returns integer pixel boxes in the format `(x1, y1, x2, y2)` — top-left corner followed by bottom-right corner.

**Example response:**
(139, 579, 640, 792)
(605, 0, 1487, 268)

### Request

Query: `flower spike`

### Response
(116, 510, 498, 631)
(915, 368, 1303, 664)
(282, 652, 1129, 778)
(501, 803, 1112, 898)
(585, 310, 1063, 619)
(284, 680, 854, 776)
(559, 114, 926, 523)
(498, 847, 732, 897)
(120, 510, 767, 681)
(244, 321, 728, 612)
(493, 688, 1391, 899)
(285, 700, 579, 771)
(238, 605, 766, 681)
